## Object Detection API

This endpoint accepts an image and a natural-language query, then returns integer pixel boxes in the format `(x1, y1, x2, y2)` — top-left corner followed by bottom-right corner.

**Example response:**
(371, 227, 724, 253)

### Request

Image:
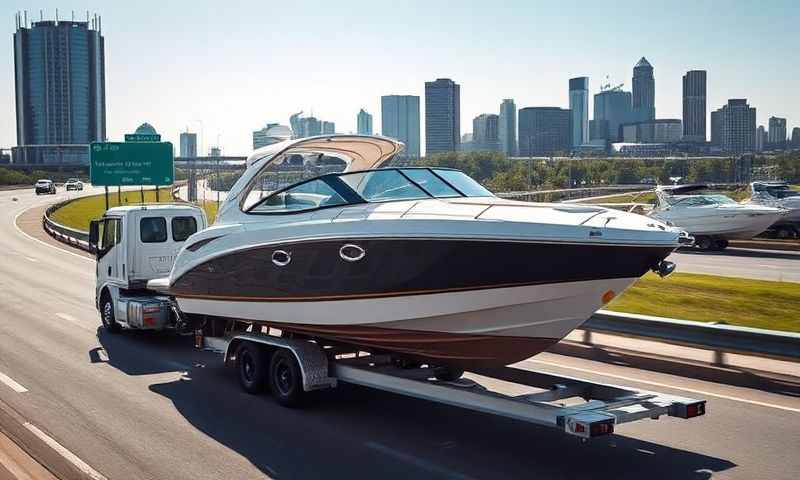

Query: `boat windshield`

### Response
(767, 187, 799, 199)
(247, 168, 493, 214)
(668, 194, 738, 206)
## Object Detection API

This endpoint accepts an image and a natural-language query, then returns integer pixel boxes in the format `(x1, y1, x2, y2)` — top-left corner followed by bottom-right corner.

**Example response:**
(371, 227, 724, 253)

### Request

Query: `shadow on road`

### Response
(91, 327, 201, 376)
(549, 342, 800, 398)
(147, 362, 735, 479)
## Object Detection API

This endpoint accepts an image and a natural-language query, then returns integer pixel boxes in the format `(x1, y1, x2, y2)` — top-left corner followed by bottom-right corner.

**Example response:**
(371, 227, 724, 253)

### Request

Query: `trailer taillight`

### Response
(685, 402, 705, 418)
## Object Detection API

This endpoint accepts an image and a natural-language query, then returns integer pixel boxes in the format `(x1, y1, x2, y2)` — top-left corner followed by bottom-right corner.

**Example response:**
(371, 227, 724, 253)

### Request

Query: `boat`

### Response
(153, 135, 686, 368)
(649, 184, 784, 250)
(744, 181, 800, 238)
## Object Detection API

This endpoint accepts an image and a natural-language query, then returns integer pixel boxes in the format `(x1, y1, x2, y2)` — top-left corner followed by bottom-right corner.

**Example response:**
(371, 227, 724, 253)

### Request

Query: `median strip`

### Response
(23, 423, 107, 480)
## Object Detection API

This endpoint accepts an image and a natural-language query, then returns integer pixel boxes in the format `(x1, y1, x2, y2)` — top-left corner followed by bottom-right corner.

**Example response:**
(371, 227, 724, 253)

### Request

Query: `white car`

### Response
(35, 179, 56, 195)
(65, 178, 84, 191)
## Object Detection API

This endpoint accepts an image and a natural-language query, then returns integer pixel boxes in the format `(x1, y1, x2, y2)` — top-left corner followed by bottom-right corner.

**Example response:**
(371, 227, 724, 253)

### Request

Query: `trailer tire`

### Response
(695, 236, 713, 251)
(435, 367, 464, 382)
(100, 293, 120, 333)
(269, 349, 303, 407)
(236, 343, 268, 394)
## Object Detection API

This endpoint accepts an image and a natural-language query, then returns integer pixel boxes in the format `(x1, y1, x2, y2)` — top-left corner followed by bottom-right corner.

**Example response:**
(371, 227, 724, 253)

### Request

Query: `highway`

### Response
(0, 186, 798, 479)
(670, 247, 800, 282)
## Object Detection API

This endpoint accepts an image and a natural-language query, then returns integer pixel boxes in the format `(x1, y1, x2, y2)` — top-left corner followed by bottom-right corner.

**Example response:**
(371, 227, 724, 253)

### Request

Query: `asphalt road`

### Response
(669, 247, 800, 282)
(0, 186, 798, 479)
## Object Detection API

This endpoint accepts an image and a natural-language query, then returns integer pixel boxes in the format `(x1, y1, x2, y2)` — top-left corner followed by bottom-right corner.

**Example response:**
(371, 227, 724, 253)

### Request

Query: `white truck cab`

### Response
(89, 204, 207, 332)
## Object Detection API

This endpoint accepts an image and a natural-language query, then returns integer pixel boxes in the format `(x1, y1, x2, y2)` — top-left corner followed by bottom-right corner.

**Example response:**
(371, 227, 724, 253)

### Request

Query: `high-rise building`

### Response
(569, 77, 589, 147)
(180, 132, 197, 157)
(518, 107, 571, 156)
(593, 88, 633, 142)
(425, 78, 460, 154)
(792, 127, 800, 148)
(498, 99, 517, 156)
(755, 125, 767, 152)
(381, 95, 420, 159)
(682, 70, 706, 142)
(718, 99, 756, 153)
(621, 119, 682, 143)
(472, 114, 500, 151)
(768, 117, 787, 148)
(357, 109, 373, 135)
(13, 13, 106, 164)
(289, 112, 304, 138)
(710, 108, 723, 146)
(209, 147, 221, 157)
(632, 57, 655, 122)
(322, 121, 335, 135)
(253, 123, 292, 149)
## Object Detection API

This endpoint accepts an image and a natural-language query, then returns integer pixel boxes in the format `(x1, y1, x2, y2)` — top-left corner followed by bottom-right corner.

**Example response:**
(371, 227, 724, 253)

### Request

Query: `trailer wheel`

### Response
(713, 238, 729, 250)
(100, 294, 120, 333)
(269, 349, 303, 407)
(775, 225, 797, 239)
(435, 367, 464, 382)
(236, 342, 268, 394)
(695, 236, 713, 250)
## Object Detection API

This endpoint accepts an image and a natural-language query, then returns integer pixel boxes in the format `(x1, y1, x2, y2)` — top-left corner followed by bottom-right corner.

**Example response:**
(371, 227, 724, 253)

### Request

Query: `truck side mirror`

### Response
(89, 220, 100, 254)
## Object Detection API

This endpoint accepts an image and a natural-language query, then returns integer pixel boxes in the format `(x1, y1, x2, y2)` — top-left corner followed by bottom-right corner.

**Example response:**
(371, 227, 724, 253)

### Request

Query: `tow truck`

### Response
(89, 204, 706, 439)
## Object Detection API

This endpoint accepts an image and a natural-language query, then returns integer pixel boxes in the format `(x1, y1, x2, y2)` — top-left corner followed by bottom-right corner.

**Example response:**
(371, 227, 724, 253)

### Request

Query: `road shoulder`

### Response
(15, 204, 92, 259)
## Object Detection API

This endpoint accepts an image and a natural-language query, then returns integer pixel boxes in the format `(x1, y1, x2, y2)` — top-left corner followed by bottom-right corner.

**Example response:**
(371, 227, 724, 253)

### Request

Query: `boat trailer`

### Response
(199, 330, 706, 439)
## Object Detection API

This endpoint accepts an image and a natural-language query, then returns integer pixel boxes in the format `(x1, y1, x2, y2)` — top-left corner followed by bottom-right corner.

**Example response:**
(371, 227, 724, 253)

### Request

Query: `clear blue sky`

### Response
(2, 0, 799, 155)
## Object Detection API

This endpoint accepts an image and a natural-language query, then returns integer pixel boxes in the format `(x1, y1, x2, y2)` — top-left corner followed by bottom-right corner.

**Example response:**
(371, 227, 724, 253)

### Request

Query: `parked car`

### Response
(65, 178, 84, 191)
(35, 179, 56, 195)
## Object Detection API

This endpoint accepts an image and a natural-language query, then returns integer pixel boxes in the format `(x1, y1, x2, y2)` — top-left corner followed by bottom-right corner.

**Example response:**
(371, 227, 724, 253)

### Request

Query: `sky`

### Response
(2, 0, 799, 156)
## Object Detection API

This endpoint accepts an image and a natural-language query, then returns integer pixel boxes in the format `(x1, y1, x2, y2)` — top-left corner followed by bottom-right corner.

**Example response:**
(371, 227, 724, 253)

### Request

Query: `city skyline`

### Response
(1, 0, 799, 156)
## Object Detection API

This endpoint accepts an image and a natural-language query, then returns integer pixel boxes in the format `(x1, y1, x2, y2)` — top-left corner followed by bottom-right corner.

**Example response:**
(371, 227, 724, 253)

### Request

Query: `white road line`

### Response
(526, 359, 800, 414)
(0, 372, 28, 393)
(24, 256, 38, 262)
(23, 423, 107, 480)
(12, 209, 93, 263)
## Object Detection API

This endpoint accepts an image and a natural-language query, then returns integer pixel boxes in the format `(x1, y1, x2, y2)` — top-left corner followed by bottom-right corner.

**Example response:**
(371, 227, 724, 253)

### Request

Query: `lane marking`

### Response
(12, 209, 93, 263)
(0, 372, 28, 393)
(24, 256, 38, 263)
(526, 359, 800, 414)
(365, 441, 477, 480)
(23, 423, 107, 480)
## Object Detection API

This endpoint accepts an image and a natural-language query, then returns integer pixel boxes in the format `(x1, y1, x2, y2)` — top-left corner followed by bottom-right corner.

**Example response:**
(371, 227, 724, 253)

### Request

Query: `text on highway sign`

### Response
(90, 142, 174, 186)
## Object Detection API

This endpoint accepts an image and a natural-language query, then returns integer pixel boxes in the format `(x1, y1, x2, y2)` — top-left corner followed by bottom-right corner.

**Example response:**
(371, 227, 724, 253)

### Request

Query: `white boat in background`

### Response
(649, 184, 784, 250)
(744, 182, 800, 238)
(152, 135, 686, 368)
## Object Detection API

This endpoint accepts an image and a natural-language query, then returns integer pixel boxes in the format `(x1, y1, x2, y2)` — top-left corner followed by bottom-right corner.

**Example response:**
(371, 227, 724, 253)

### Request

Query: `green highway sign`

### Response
(124, 133, 161, 142)
(90, 142, 174, 186)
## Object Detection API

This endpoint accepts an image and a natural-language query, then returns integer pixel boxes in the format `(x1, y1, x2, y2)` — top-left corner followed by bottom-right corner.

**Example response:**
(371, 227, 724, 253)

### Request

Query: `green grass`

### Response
(579, 192, 656, 204)
(608, 272, 800, 332)
(50, 187, 176, 231)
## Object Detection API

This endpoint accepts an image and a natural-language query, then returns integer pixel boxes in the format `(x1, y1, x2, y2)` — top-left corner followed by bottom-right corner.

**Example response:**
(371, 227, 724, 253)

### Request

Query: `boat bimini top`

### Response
(218, 135, 405, 223)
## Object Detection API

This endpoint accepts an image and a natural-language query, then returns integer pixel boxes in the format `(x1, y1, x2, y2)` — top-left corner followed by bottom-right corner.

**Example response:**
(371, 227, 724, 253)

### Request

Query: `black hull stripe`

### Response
(174, 276, 628, 302)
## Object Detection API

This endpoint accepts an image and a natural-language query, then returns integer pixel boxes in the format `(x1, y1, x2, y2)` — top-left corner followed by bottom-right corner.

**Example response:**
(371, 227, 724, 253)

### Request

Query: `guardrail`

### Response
(42, 199, 92, 251)
(584, 310, 800, 362)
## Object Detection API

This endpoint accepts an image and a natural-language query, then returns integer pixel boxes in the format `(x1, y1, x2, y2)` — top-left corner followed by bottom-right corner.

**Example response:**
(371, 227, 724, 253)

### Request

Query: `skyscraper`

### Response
(180, 132, 197, 157)
(719, 99, 756, 153)
(792, 127, 800, 148)
(13, 12, 106, 164)
(755, 125, 766, 152)
(425, 78, 460, 154)
(768, 117, 787, 148)
(253, 123, 292, 149)
(710, 108, 723, 146)
(381, 95, 420, 159)
(498, 99, 517, 156)
(322, 121, 335, 135)
(569, 77, 589, 147)
(632, 57, 655, 122)
(682, 70, 707, 142)
(593, 88, 633, 142)
(472, 114, 500, 151)
(518, 107, 571, 156)
(357, 109, 373, 135)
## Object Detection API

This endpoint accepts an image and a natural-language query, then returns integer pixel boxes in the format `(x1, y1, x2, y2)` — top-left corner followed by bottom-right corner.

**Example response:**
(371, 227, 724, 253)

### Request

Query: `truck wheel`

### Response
(269, 349, 303, 407)
(100, 295, 120, 333)
(713, 238, 729, 250)
(236, 342, 268, 394)
(776, 226, 796, 239)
